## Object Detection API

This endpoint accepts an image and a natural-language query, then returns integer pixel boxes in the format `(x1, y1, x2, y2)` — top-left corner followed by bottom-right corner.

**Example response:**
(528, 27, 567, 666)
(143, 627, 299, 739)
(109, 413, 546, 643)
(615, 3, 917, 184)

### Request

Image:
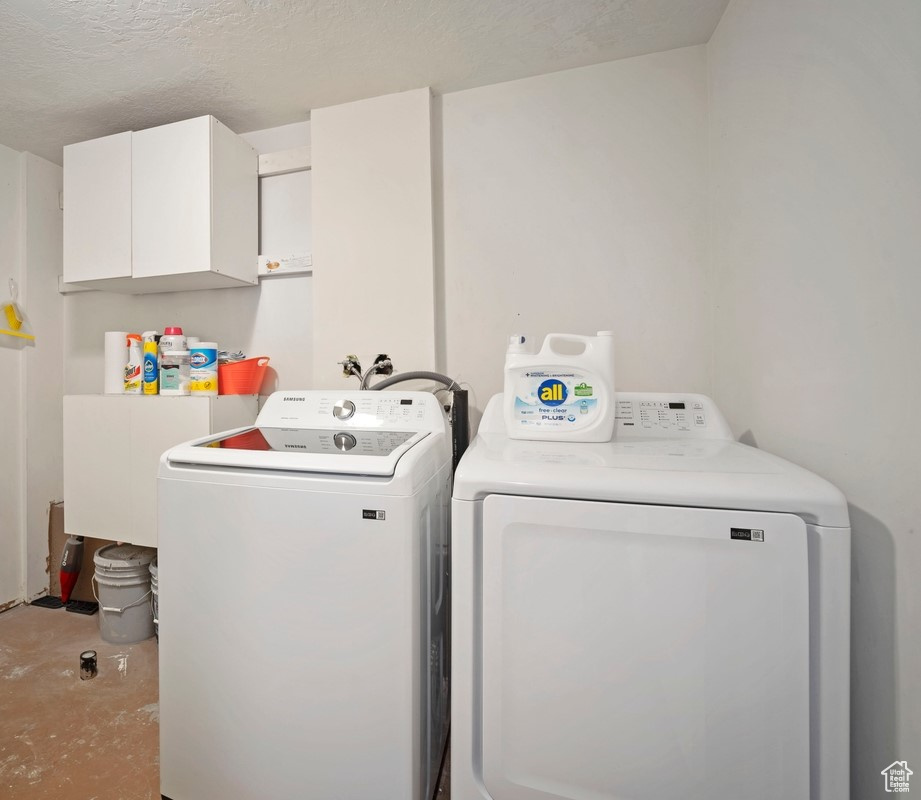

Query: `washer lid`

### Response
(166, 427, 430, 477)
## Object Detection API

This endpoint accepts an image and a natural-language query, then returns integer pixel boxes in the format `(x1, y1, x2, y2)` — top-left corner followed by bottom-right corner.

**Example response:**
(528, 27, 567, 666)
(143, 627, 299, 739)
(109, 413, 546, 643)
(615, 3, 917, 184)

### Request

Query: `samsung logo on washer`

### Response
(731, 528, 765, 542)
(283, 397, 305, 401)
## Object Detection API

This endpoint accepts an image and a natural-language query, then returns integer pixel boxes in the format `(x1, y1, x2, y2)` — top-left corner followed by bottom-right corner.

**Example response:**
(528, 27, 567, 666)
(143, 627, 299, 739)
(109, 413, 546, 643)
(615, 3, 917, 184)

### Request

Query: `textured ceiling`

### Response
(0, 0, 729, 163)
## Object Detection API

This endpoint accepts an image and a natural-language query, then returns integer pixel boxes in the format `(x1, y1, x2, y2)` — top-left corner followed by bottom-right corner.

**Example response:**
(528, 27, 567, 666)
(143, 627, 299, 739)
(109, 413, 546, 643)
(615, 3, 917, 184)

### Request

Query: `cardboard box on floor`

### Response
(48, 502, 112, 603)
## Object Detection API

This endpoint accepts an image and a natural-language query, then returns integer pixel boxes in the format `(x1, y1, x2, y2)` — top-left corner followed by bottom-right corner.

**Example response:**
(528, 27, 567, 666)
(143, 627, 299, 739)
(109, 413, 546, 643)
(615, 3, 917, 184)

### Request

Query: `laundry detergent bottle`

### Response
(503, 331, 615, 442)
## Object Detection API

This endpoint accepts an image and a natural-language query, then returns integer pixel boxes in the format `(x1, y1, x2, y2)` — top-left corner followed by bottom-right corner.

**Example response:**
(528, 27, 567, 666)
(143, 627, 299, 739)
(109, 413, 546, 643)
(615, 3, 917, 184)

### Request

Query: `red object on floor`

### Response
(60, 535, 84, 605)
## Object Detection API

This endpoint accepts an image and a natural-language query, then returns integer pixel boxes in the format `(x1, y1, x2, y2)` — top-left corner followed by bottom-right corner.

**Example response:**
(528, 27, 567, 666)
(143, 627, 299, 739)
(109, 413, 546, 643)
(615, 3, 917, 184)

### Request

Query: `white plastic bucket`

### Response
(150, 558, 159, 640)
(93, 544, 157, 644)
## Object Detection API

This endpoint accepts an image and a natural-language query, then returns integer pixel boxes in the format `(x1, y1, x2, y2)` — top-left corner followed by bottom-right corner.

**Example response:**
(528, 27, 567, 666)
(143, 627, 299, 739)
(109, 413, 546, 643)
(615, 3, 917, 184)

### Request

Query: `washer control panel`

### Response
(333, 399, 356, 420)
(614, 393, 733, 440)
(320, 394, 429, 426)
(257, 390, 445, 432)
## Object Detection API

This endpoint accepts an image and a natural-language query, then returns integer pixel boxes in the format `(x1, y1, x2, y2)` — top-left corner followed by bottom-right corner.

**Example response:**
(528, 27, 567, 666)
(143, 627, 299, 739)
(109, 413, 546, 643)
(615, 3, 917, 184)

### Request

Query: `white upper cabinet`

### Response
(63, 130, 133, 283)
(63, 115, 258, 294)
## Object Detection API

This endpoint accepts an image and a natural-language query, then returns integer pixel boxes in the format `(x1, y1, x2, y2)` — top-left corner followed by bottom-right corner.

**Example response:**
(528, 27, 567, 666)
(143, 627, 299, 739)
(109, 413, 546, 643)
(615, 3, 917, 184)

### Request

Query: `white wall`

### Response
(311, 89, 436, 387)
(440, 47, 711, 414)
(0, 149, 69, 605)
(708, 0, 921, 793)
(64, 121, 313, 397)
(240, 121, 313, 263)
(22, 154, 64, 600)
(0, 143, 24, 608)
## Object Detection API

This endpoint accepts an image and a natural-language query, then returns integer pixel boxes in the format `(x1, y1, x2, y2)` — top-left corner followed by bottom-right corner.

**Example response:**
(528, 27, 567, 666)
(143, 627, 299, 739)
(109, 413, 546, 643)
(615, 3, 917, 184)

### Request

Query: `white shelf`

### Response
(257, 254, 312, 277)
(258, 145, 311, 177)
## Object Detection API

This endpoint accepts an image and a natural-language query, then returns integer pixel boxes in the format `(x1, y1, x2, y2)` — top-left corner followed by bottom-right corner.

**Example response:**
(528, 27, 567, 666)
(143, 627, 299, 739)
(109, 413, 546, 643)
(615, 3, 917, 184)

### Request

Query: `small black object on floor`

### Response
(29, 595, 98, 615)
(66, 600, 98, 615)
(30, 595, 64, 609)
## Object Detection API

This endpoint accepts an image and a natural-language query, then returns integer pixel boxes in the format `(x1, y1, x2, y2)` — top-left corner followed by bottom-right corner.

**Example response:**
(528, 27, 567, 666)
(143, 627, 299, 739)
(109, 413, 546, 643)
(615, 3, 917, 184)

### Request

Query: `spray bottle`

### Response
(124, 334, 143, 394)
(142, 331, 159, 395)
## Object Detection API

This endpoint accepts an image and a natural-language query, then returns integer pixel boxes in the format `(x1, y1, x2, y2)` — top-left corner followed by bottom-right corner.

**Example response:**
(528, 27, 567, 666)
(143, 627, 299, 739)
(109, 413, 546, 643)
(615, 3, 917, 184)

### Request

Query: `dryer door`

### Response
(478, 495, 810, 800)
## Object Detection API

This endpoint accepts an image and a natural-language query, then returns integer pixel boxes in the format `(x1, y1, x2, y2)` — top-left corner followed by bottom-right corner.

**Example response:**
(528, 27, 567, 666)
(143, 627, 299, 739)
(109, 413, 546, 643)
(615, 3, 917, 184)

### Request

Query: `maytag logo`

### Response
(731, 528, 764, 542)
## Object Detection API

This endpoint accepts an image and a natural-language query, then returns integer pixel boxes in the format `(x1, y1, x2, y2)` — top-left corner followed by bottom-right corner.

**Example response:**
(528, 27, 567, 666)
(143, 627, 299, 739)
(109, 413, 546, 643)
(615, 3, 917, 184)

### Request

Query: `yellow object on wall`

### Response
(2, 280, 35, 341)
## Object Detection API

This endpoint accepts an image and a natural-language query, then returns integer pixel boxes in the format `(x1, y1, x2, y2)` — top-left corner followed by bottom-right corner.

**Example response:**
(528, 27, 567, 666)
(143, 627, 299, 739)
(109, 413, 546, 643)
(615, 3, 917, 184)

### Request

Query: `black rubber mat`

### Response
(65, 600, 98, 616)
(30, 595, 64, 609)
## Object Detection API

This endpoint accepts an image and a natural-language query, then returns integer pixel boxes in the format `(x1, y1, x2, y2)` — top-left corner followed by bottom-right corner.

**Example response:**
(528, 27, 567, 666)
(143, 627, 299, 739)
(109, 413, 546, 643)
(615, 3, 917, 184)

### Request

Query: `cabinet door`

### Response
(63, 132, 132, 282)
(132, 116, 212, 278)
(210, 117, 258, 284)
(63, 396, 132, 540)
(129, 398, 211, 547)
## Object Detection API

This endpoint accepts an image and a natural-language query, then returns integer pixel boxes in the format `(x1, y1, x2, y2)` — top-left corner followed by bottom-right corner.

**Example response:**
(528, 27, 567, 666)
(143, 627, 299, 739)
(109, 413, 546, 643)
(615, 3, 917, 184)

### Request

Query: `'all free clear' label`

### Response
(512, 371, 598, 430)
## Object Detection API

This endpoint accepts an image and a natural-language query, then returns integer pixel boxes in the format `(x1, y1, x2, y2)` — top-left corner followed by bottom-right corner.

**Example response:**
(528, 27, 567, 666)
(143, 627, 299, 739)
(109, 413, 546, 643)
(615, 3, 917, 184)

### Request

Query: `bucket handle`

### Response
(92, 574, 152, 614)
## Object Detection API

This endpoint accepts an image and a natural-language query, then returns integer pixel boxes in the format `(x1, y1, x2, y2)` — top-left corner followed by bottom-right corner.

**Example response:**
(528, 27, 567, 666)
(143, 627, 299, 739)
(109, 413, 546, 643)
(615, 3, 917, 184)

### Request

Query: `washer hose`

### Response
(367, 371, 460, 391)
(368, 371, 468, 470)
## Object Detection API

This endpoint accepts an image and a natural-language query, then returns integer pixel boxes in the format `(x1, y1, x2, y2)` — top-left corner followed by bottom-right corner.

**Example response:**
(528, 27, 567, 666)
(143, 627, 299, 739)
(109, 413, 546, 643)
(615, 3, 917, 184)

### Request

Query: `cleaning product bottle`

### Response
(503, 331, 615, 442)
(160, 350, 191, 396)
(190, 341, 219, 395)
(142, 331, 159, 395)
(159, 326, 187, 360)
(124, 334, 143, 394)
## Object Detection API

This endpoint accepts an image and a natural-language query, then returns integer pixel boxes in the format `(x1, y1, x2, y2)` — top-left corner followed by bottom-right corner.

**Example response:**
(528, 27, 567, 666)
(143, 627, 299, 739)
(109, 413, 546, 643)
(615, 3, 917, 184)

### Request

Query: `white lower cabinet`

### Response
(63, 395, 257, 547)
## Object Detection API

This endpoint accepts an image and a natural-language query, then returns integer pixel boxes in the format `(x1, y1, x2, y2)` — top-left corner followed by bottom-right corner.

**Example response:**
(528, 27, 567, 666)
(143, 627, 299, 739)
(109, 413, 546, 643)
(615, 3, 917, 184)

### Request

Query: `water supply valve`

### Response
(339, 355, 362, 380)
(372, 354, 393, 376)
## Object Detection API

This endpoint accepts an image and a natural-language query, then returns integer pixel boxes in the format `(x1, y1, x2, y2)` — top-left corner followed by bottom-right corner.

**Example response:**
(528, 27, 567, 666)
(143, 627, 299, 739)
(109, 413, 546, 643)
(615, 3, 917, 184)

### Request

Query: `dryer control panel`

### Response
(614, 393, 734, 440)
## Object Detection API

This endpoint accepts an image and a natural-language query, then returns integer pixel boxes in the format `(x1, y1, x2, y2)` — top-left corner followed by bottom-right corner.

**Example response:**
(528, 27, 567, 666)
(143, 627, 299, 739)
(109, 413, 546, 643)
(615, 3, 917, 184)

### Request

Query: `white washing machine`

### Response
(452, 393, 850, 800)
(158, 391, 451, 800)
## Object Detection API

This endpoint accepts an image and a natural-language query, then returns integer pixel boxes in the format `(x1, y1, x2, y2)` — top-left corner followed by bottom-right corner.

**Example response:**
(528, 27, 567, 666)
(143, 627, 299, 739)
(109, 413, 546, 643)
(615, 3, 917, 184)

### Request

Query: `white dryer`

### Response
(158, 391, 451, 800)
(452, 393, 850, 800)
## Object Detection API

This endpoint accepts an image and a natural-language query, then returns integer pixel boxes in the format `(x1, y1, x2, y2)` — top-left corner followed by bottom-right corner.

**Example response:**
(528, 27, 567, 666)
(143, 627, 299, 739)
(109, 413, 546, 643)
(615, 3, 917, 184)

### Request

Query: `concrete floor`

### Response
(0, 604, 160, 799)
(0, 604, 451, 799)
